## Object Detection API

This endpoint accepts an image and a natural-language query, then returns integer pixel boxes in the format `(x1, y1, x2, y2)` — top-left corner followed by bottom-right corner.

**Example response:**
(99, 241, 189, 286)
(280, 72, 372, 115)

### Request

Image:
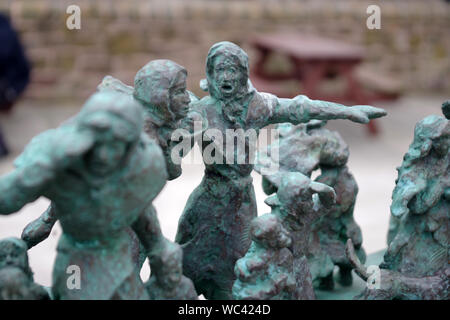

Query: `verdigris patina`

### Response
(99, 59, 203, 181)
(22, 59, 201, 276)
(0, 238, 49, 300)
(255, 122, 366, 290)
(99, 60, 204, 274)
(232, 214, 295, 300)
(263, 172, 336, 299)
(348, 101, 449, 300)
(145, 241, 198, 300)
(347, 239, 449, 300)
(0, 91, 169, 299)
(175, 41, 386, 299)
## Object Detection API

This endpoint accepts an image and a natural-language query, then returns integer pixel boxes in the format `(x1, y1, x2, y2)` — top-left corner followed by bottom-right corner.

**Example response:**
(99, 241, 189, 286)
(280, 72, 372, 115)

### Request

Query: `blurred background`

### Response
(0, 0, 448, 287)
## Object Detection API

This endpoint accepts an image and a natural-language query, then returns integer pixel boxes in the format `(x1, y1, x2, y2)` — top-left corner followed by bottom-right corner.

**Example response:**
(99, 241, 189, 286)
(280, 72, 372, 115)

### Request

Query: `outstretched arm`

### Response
(0, 124, 94, 215)
(266, 94, 386, 125)
(21, 203, 57, 249)
(310, 181, 336, 209)
(97, 75, 134, 95)
(0, 166, 51, 215)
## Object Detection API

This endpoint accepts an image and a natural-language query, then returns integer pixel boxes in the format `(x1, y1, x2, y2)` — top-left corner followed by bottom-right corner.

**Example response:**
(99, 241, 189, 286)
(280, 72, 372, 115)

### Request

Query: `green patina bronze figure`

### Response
(175, 41, 386, 300)
(0, 91, 169, 299)
(145, 241, 198, 300)
(21, 60, 203, 282)
(347, 101, 449, 300)
(98, 60, 203, 276)
(99, 59, 203, 181)
(262, 172, 336, 299)
(0, 238, 49, 300)
(232, 214, 296, 300)
(256, 122, 366, 290)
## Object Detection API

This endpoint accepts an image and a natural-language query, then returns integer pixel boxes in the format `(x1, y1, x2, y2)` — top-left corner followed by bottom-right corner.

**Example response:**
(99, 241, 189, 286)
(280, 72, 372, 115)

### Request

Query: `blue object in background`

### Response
(0, 13, 31, 156)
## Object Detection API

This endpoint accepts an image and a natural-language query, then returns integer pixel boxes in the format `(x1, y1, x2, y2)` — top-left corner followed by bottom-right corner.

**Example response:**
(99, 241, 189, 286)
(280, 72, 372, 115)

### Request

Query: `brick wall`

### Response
(1, 0, 449, 103)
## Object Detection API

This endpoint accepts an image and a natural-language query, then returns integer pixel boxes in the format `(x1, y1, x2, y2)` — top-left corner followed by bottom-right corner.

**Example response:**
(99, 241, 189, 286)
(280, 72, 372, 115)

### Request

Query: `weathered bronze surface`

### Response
(0, 238, 49, 300)
(348, 101, 449, 300)
(21, 59, 199, 288)
(4, 44, 447, 302)
(146, 241, 198, 300)
(232, 214, 296, 300)
(0, 91, 168, 299)
(175, 41, 386, 299)
(256, 122, 366, 291)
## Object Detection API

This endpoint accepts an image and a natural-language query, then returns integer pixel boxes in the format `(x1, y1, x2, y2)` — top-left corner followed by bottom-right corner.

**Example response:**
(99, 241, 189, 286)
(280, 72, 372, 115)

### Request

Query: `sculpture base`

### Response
(315, 249, 386, 300)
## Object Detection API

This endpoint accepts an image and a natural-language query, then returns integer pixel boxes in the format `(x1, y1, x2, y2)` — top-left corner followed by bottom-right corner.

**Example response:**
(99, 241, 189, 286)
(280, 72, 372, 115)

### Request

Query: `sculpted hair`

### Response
(403, 115, 448, 166)
(133, 59, 187, 122)
(205, 41, 249, 99)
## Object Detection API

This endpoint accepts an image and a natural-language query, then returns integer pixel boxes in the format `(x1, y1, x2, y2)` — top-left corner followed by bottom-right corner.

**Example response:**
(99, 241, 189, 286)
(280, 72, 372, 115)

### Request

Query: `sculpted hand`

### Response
(21, 215, 54, 249)
(12, 126, 95, 189)
(15, 125, 94, 173)
(390, 178, 425, 217)
(21, 204, 57, 249)
(310, 181, 336, 209)
(53, 126, 95, 169)
(346, 105, 387, 124)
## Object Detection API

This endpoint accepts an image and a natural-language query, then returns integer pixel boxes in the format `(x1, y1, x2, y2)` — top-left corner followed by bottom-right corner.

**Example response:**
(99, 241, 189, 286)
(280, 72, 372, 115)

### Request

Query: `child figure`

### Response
(264, 172, 336, 299)
(232, 214, 296, 300)
(347, 102, 449, 300)
(146, 242, 198, 300)
(256, 122, 366, 290)
(0, 237, 49, 300)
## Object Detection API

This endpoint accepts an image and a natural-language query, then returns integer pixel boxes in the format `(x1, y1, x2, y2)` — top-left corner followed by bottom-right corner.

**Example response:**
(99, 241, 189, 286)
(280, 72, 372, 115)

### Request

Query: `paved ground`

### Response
(0, 93, 447, 288)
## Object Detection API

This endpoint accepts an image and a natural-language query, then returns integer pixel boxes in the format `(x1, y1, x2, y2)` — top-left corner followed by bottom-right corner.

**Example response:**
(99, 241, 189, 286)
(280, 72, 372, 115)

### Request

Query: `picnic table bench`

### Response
(250, 33, 400, 135)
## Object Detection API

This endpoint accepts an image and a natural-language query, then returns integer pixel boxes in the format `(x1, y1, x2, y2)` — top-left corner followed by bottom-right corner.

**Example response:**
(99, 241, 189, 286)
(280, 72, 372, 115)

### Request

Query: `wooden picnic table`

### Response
(250, 33, 395, 135)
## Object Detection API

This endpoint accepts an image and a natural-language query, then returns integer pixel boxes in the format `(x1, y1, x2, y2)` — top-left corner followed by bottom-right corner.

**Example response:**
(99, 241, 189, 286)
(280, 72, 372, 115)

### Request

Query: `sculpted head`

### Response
(134, 59, 190, 124)
(151, 242, 183, 289)
(405, 115, 449, 163)
(251, 214, 291, 249)
(206, 41, 249, 101)
(0, 238, 31, 278)
(276, 172, 315, 212)
(77, 91, 144, 176)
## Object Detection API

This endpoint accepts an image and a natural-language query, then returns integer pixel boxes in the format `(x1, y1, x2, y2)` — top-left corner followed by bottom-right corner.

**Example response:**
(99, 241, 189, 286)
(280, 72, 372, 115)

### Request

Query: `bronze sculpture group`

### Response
(0, 41, 448, 300)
